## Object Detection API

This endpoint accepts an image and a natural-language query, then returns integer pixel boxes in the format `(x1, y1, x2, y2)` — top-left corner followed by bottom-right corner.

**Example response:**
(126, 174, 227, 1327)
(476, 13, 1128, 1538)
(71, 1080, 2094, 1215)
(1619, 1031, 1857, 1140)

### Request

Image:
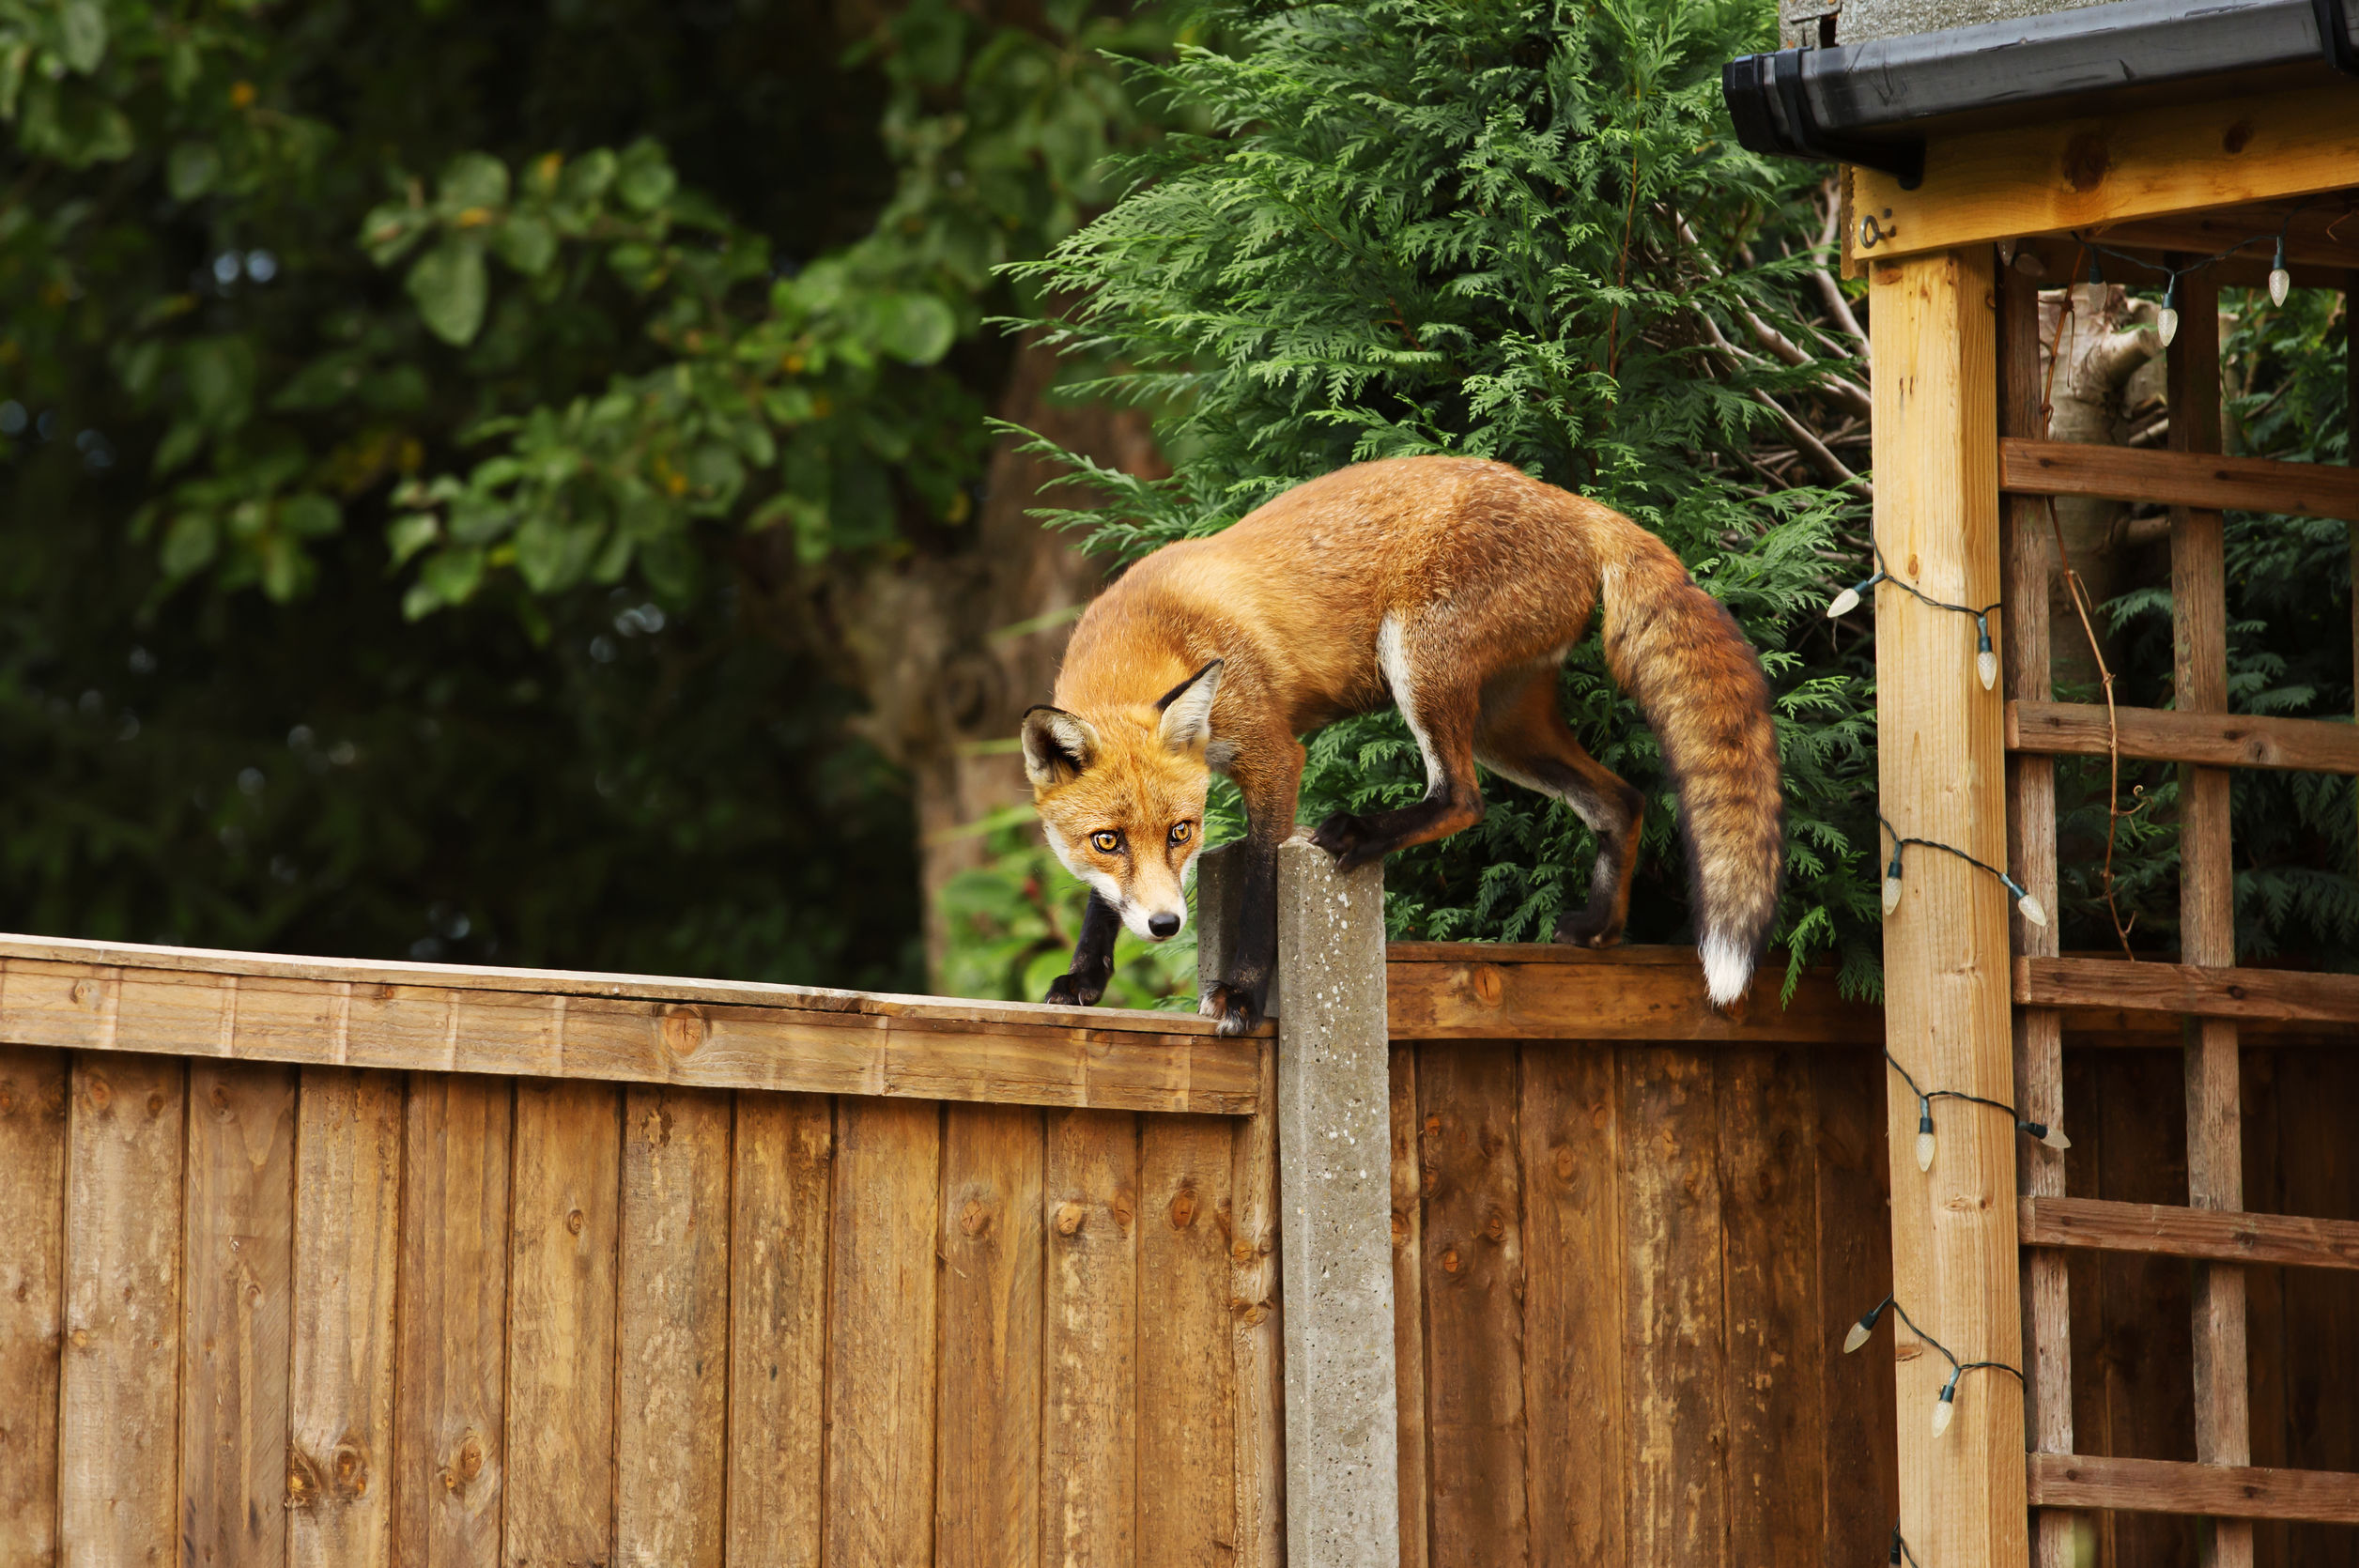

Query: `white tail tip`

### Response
(1701, 932, 1752, 1007)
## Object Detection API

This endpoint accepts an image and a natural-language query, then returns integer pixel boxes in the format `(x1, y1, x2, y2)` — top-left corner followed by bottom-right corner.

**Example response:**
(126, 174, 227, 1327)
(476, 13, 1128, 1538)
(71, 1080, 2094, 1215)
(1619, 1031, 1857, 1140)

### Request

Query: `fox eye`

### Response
(1089, 830, 1121, 853)
(1169, 822, 1194, 846)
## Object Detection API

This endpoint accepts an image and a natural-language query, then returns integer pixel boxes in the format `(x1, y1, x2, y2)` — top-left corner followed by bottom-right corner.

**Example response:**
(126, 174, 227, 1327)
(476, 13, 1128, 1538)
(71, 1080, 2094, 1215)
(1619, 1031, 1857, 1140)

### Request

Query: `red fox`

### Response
(1020, 455, 1783, 1035)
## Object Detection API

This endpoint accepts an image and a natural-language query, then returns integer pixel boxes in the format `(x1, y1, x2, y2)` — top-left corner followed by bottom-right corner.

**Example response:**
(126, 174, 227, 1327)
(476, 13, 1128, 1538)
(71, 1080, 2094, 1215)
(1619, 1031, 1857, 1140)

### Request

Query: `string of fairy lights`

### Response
(1813, 207, 2340, 1562)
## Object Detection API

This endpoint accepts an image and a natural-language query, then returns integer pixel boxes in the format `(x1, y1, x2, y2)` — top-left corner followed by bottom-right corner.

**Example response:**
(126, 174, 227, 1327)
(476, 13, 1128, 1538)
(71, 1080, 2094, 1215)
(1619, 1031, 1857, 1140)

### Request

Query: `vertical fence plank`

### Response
(826, 1099, 942, 1568)
(728, 1092, 832, 1568)
(2239, 1053, 2289, 1568)
(1814, 1050, 1898, 1568)
(60, 1054, 187, 1565)
(1418, 1043, 1528, 1565)
(1619, 1046, 1726, 1568)
(936, 1103, 1044, 1568)
(395, 1073, 512, 1568)
(1389, 1045, 1430, 1568)
(1519, 1042, 1624, 1568)
(0, 1047, 68, 1567)
(1138, 1114, 1235, 1568)
(505, 1079, 622, 1568)
(1229, 1037, 1284, 1568)
(1041, 1109, 1138, 1568)
(180, 1061, 298, 1568)
(1719, 1050, 1824, 1568)
(615, 1085, 732, 1568)
(288, 1068, 403, 1568)
(2276, 1050, 2357, 1568)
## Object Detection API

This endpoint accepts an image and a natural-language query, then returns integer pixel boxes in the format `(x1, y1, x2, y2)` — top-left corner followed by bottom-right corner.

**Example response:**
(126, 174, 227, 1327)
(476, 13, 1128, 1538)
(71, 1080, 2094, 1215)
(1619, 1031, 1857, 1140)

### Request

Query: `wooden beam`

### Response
(0, 949, 1261, 1115)
(1872, 244, 2029, 1568)
(2021, 1196, 2359, 1271)
(1381, 945, 1880, 1043)
(2027, 1454, 2359, 1526)
(2086, 196, 2359, 275)
(1999, 438, 2359, 520)
(2006, 700, 2359, 775)
(2016, 957, 2359, 1025)
(1849, 85, 2359, 265)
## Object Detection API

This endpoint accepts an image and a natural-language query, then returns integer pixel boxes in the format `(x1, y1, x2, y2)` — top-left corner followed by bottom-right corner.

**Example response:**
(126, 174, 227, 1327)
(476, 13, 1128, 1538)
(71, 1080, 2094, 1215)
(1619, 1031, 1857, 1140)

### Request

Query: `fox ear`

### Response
(1021, 706, 1100, 787)
(1155, 659, 1224, 752)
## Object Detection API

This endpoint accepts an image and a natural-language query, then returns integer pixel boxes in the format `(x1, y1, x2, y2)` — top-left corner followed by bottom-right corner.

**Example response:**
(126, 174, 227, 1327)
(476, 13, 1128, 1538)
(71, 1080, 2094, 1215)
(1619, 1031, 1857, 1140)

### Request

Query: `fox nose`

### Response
(1148, 913, 1181, 940)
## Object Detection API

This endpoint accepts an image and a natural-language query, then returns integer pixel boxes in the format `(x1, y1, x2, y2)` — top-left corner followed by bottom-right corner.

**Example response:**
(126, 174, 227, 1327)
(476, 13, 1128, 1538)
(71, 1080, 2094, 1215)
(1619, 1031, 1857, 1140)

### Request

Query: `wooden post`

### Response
(1998, 258, 2080, 1568)
(1871, 244, 2032, 1568)
(2168, 260, 2254, 1568)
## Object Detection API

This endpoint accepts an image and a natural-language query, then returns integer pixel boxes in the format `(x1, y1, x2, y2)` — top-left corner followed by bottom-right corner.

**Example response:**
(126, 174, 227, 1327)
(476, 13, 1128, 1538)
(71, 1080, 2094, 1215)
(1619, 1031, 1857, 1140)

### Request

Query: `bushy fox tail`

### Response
(1598, 529, 1786, 1007)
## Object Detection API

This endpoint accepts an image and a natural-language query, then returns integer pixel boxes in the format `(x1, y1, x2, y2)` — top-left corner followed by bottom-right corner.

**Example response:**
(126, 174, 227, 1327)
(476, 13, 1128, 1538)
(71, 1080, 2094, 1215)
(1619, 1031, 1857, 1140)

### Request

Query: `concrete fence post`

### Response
(1200, 833, 1400, 1568)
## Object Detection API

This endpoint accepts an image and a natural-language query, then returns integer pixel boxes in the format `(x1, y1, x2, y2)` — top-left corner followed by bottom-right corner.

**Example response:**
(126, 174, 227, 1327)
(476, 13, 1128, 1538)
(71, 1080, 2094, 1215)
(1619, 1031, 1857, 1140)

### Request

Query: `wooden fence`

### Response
(0, 935, 1279, 1568)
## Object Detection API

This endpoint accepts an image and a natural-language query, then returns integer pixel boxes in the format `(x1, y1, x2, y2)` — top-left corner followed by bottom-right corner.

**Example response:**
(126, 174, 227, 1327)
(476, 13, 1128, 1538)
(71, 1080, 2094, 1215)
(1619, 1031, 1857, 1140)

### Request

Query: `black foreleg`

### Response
(1045, 892, 1121, 1007)
(1204, 832, 1279, 1037)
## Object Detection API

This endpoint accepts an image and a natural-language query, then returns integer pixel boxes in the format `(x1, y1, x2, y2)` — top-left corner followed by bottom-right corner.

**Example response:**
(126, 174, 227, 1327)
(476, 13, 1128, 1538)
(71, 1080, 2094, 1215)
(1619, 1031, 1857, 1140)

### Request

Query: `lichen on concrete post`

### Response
(1271, 831, 1400, 1568)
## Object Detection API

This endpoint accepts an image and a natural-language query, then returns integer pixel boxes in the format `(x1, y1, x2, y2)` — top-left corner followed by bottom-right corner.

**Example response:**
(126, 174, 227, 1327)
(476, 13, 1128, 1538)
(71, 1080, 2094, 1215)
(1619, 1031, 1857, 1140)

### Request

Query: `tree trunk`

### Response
(833, 334, 1165, 984)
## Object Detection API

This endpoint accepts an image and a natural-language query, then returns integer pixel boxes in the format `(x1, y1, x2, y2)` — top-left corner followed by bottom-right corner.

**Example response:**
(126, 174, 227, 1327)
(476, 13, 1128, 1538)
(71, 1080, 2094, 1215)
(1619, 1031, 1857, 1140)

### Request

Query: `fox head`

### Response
(1022, 659, 1222, 944)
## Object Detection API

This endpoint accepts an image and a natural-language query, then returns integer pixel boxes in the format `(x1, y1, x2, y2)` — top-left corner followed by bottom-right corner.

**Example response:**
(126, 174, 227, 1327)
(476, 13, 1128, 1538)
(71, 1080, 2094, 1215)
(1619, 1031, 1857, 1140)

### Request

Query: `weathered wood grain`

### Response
(1812, 1051, 1897, 1568)
(2274, 1049, 2359, 1563)
(1518, 1042, 1625, 1568)
(504, 1079, 621, 1567)
(2017, 958, 2359, 1026)
(936, 1103, 1045, 1568)
(393, 1073, 511, 1568)
(727, 1092, 832, 1568)
(1042, 1109, 1138, 1568)
(2021, 1196, 2359, 1270)
(0, 950, 1261, 1113)
(180, 1061, 298, 1568)
(2006, 700, 2359, 776)
(615, 1085, 732, 1568)
(1999, 438, 2359, 523)
(59, 1055, 186, 1566)
(1384, 945, 1878, 1043)
(2028, 1453, 2359, 1525)
(1137, 1114, 1235, 1568)
(1228, 1040, 1283, 1568)
(825, 1099, 942, 1568)
(0, 1046, 68, 1566)
(1619, 1047, 1726, 1568)
(1417, 1044, 1528, 1563)
(1718, 1051, 1824, 1568)
(287, 1068, 403, 1568)
(1389, 1047, 1430, 1568)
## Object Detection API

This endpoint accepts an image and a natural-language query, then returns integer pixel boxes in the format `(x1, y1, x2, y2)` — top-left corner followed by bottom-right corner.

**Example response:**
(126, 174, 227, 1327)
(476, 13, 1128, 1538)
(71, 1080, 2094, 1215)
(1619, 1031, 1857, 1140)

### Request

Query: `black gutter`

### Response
(1724, 0, 2359, 182)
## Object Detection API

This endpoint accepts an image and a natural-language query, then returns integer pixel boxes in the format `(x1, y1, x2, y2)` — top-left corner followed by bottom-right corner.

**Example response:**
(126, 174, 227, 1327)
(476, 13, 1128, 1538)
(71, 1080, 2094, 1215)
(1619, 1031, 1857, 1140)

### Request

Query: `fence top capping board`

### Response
(1384, 942, 1884, 1043)
(0, 930, 1265, 1115)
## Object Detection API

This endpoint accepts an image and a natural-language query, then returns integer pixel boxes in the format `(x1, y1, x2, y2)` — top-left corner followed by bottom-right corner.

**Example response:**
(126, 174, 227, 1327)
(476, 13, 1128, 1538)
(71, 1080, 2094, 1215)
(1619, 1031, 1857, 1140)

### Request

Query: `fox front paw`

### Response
(1309, 810, 1380, 872)
(1044, 972, 1107, 1007)
(1199, 981, 1263, 1038)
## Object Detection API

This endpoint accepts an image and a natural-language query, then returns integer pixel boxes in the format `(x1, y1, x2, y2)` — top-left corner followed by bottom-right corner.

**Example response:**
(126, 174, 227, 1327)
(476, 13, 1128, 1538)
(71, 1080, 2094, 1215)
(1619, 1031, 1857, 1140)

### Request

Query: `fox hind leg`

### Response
(1475, 668, 1645, 947)
(1311, 615, 1487, 873)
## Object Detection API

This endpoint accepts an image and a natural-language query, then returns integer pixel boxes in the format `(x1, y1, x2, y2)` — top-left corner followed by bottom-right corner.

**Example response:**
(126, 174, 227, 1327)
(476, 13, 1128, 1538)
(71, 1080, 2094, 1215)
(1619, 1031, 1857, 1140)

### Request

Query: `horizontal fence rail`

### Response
(2007, 699, 2359, 776)
(0, 934, 1263, 1115)
(1999, 437, 2359, 519)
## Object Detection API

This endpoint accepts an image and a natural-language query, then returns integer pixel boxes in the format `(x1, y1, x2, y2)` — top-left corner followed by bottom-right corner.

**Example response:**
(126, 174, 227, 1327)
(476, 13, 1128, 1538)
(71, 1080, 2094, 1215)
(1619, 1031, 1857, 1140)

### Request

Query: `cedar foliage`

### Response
(1015, 0, 1885, 992)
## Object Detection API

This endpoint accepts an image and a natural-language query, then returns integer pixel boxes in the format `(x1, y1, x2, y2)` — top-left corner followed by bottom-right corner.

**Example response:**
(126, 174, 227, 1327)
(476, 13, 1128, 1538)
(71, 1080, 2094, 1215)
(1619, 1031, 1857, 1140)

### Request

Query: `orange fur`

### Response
(1023, 455, 1784, 1030)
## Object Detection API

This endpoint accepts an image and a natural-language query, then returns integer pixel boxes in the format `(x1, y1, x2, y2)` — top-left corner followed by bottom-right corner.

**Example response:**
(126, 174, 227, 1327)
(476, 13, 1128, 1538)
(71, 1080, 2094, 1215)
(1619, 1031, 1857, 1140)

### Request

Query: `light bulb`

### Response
(1915, 1099, 1935, 1172)
(2270, 238, 2290, 307)
(2019, 1118, 2071, 1151)
(1882, 852, 1904, 916)
(1827, 586, 1859, 619)
(2157, 305, 2180, 348)
(1845, 1299, 1888, 1353)
(1932, 1379, 1958, 1437)
(1978, 649, 1998, 690)
(2018, 893, 2049, 929)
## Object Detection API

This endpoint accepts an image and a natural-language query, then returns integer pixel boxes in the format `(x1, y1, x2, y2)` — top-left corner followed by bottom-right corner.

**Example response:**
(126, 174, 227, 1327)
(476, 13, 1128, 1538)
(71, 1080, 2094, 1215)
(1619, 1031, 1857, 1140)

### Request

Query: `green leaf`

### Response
(407, 239, 489, 346)
(58, 1, 107, 75)
(387, 513, 440, 566)
(279, 494, 341, 538)
(614, 139, 677, 212)
(166, 142, 220, 201)
(439, 152, 511, 212)
(417, 545, 486, 606)
(259, 535, 307, 602)
(182, 336, 257, 432)
(514, 514, 601, 592)
(152, 420, 206, 477)
(559, 147, 616, 205)
(491, 214, 555, 275)
(872, 292, 958, 364)
(160, 514, 219, 577)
